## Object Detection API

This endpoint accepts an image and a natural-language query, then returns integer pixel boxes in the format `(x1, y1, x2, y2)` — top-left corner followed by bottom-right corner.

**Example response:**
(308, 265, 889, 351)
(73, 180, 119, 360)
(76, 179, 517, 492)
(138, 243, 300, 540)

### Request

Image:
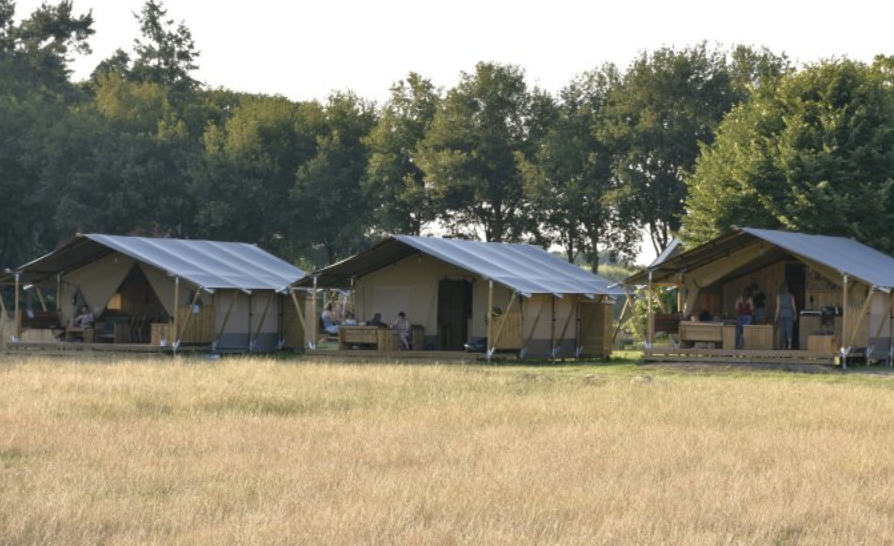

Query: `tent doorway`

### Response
(437, 279, 472, 350)
(784, 262, 806, 348)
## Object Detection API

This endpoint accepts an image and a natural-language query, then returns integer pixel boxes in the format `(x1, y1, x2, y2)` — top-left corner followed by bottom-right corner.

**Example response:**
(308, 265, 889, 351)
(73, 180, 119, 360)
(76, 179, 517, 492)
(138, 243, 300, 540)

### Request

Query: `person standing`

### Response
(776, 282, 798, 349)
(736, 289, 753, 349)
(748, 278, 767, 324)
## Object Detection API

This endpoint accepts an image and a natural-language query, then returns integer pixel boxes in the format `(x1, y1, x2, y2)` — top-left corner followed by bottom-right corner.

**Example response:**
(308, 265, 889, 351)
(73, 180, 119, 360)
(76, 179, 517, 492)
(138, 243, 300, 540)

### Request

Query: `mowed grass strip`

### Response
(1, 355, 893, 545)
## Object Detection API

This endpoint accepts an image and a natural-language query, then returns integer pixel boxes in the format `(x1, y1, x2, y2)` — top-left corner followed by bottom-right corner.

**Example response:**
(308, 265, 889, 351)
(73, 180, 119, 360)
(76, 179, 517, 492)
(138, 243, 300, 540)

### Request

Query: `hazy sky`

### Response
(12, 0, 894, 263)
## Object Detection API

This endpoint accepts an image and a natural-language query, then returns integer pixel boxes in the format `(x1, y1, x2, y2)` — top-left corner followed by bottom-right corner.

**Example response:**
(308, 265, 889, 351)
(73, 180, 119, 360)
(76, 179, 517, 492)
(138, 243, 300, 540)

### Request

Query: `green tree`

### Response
(522, 65, 637, 271)
(364, 72, 440, 235)
(130, 0, 198, 94)
(190, 95, 327, 253)
(290, 92, 377, 265)
(606, 44, 739, 254)
(682, 58, 894, 252)
(418, 62, 549, 242)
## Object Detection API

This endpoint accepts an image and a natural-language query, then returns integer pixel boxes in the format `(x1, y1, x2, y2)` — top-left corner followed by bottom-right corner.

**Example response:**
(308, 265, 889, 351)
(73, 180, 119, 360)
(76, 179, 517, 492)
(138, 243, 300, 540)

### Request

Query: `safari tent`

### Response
(626, 227, 894, 366)
(293, 236, 622, 359)
(0, 234, 306, 352)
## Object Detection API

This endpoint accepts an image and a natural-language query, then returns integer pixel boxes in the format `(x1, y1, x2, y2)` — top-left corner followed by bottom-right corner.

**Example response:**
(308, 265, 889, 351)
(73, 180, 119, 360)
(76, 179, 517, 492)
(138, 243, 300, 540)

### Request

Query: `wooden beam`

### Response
(14, 273, 21, 340)
(489, 290, 518, 355)
(311, 277, 318, 348)
(525, 296, 546, 345)
(612, 295, 631, 343)
(250, 292, 274, 351)
(550, 295, 556, 359)
(870, 290, 894, 355)
(486, 280, 494, 362)
(0, 287, 7, 319)
(647, 270, 654, 348)
(840, 274, 848, 367)
(56, 275, 62, 313)
(172, 276, 180, 353)
(175, 287, 204, 348)
(554, 295, 580, 357)
(35, 286, 48, 313)
(846, 286, 874, 350)
(213, 291, 238, 349)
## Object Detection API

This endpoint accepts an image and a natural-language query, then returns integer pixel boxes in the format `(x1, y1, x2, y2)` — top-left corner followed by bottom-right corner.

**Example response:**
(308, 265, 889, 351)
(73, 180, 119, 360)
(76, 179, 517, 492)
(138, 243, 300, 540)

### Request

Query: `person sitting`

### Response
(391, 311, 411, 350)
(69, 305, 95, 329)
(321, 303, 340, 335)
(342, 311, 358, 326)
(365, 313, 387, 328)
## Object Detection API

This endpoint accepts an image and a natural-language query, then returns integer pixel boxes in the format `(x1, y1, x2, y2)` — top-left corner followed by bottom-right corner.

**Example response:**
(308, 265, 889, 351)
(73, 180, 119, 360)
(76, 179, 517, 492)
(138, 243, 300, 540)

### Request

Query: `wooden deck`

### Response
(644, 347, 839, 365)
(3, 341, 210, 354)
(306, 348, 482, 362)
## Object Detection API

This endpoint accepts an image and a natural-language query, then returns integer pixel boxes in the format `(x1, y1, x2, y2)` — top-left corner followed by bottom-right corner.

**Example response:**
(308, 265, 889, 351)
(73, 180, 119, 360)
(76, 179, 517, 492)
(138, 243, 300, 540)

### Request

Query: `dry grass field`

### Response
(2, 354, 894, 545)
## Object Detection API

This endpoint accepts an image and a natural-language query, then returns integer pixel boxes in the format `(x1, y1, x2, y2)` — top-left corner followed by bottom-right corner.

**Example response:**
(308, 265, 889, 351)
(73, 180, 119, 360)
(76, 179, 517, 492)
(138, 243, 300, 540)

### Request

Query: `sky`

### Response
(12, 0, 894, 264)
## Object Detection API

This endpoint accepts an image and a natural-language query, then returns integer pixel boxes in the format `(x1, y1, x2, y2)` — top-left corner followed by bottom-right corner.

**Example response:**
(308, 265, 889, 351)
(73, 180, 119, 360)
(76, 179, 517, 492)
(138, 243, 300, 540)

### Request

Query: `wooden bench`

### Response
(679, 321, 723, 348)
(338, 326, 399, 350)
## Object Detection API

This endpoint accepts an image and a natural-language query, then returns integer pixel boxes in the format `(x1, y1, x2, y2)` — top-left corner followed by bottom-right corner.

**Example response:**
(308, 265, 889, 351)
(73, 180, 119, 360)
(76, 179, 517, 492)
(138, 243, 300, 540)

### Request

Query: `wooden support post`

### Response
(870, 290, 894, 358)
(489, 290, 518, 356)
(289, 289, 307, 349)
(311, 277, 318, 348)
(172, 276, 180, 353)
(56, 275, 62, 313)
(247, 292, 253, 350)
(647, 270, 654, 349)
(349, 278, 355, 315)
(175, 287, 204, 348)
(846, 286, 874, 351)
(486, 280, 494, 362)
(889, 291, 894, 366)
(612, 295, 631, 343)
(525, 297, 546, 345)
(250, 292, 274, 351)
(841, 274, 849, 368)
(35, 286, 48, 312)
(214, 291, 238, 350)
(14, 273, 21, 341)
(550, 295, 556, 359)
(554, 295, 579, 359)
(677, 274, 684, 314)
(0, 287, 7, 318)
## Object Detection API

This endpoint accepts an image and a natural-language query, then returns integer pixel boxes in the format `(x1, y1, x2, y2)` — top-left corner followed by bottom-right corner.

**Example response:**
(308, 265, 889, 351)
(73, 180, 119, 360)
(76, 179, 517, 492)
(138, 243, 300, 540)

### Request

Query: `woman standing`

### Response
(736, 289, 753, 349)
(775, 283, 798, 349)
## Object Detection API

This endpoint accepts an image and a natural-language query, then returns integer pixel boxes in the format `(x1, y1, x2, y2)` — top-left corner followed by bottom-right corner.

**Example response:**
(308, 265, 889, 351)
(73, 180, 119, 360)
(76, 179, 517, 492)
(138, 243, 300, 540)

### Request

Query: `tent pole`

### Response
(56, 274, 62, 313)
(841, 274, 848, 369)
(172, 277, 181, 354)
(647, 270, 654, 349)
(486, 280, 494, 362)
(311, 276, 318, 349)
(14, 273, 20, 341)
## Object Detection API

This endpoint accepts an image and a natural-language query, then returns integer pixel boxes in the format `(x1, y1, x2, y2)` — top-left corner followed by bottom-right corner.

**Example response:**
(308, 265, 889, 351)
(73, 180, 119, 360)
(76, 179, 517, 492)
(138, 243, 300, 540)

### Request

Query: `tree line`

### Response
(3, 0, 893, 274)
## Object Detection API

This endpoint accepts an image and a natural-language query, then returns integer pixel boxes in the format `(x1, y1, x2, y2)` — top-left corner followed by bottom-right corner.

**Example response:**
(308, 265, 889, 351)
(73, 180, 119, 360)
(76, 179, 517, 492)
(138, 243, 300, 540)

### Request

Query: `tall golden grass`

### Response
(1, 354, 894, 545)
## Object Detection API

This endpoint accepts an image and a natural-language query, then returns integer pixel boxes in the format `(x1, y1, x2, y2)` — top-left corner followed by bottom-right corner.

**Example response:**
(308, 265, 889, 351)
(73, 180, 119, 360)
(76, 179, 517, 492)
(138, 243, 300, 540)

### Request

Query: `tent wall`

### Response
(354, 254, 472, 344)
(212, 290, 284, 351)
(353, 254, 587, 357)
(59, 253, 136, 323)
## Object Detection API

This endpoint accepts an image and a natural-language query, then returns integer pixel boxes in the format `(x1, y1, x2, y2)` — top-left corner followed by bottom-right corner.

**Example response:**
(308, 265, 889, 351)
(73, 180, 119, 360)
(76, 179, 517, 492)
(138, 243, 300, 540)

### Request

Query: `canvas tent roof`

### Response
(2, 234, 305, 291)
(626, 227, 894, 289)
(295, 235, 623, 297)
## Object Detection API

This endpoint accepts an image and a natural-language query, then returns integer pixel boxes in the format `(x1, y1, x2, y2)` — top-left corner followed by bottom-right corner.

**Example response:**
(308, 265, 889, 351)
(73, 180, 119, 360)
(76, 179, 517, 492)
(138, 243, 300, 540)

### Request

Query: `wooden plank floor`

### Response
(4, 341, 210, 354)
(645, 347, 838, 365)
(306, 349, 482, 362)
